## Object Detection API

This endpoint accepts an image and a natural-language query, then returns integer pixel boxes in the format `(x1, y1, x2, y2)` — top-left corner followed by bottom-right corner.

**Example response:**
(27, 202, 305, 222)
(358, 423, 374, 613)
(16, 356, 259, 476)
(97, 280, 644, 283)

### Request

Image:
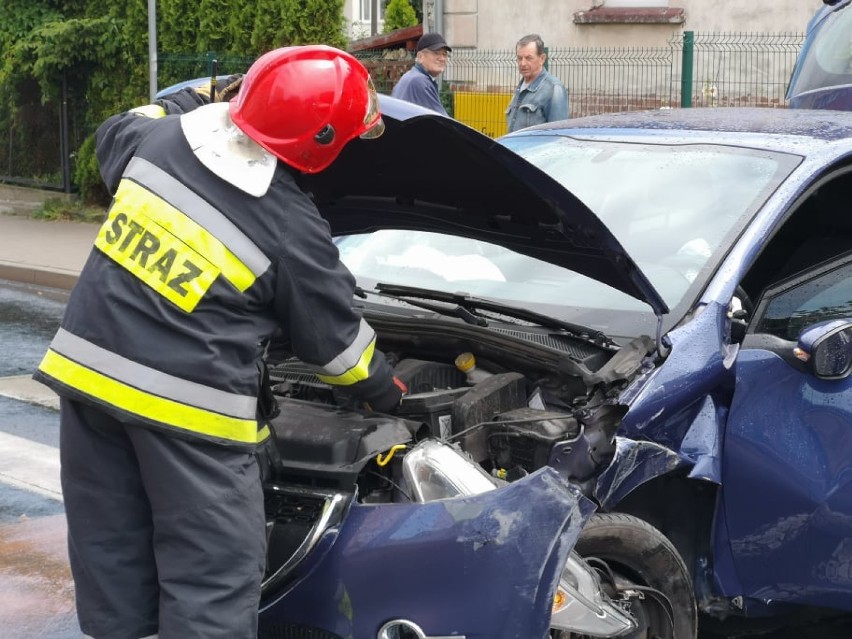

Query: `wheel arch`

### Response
(602, 470, 718, 589)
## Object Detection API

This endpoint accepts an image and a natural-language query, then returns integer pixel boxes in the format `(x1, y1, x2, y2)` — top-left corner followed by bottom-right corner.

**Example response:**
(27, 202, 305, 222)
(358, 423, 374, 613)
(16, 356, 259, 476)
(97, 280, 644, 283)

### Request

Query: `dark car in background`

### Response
(787, 0, 852, 109)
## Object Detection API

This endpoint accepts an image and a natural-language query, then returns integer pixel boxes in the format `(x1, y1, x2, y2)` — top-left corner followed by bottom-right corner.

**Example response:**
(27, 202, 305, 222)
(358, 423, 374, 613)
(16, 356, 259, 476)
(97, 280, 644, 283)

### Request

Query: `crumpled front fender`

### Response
(595, 392, 727, 510)
(260, 467, 595, 639)
(595, 303, 733, 510)
(593, 436, 687, 512)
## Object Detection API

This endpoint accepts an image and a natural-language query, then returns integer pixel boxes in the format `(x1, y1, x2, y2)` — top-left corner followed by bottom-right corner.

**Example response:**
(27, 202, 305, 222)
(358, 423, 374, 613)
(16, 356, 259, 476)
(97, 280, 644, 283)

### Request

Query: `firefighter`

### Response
(34, 46, 404, 639)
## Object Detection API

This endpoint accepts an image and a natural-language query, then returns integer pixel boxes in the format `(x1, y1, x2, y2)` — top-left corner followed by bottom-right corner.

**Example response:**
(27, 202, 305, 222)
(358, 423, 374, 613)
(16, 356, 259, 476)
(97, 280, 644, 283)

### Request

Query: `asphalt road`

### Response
(0, 280, 77, 638)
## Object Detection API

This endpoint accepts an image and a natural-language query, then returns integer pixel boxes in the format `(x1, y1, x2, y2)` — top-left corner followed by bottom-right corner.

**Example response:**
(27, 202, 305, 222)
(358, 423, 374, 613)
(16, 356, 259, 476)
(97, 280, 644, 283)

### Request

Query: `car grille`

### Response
(262, 484, 349, 597)
(266, 491, 327, 523)
(491, 327, 604, 358)
(268, 359, 327, 388)
(258, 625, 343, 639)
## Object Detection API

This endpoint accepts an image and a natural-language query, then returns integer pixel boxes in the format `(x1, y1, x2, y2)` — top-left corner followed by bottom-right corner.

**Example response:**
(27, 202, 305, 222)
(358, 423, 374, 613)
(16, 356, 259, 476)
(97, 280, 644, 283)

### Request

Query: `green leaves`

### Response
(2, 0, 351, 197)
(383, 0, 418, 34)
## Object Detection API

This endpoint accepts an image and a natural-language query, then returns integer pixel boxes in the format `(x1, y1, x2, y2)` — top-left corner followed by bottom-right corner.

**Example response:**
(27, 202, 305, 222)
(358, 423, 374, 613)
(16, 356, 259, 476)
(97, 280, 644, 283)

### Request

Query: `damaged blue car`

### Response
(254, 99, 852, 638)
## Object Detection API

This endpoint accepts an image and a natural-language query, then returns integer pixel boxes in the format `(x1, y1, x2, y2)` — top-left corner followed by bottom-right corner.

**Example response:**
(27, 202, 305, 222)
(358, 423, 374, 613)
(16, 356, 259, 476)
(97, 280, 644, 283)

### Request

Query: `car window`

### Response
(788, 5, 852, 96)
(337, 229, 675, 341)
(501, 136, 793, 301)
(338, 138, 796, 340)
(337, 229, 645, 311)
(754, 256, 852, 341)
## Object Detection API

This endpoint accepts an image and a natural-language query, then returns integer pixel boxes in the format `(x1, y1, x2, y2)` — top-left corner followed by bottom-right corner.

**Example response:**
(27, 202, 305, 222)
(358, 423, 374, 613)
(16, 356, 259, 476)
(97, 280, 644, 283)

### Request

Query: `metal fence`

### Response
(1, 32, 806, 189)
(682, 32, 804, 108)
(157, 53, 254, 93)
(356, 31, 805, 137)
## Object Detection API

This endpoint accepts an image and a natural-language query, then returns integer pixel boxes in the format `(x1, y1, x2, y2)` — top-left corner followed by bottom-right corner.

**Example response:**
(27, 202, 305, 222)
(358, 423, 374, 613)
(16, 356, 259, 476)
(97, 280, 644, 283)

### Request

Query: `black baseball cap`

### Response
(416, 33, 452, 53)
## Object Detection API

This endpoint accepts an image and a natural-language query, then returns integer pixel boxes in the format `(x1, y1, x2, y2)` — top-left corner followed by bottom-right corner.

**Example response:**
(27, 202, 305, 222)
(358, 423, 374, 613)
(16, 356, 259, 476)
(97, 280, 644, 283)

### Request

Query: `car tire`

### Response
(571, 512, 698, 639)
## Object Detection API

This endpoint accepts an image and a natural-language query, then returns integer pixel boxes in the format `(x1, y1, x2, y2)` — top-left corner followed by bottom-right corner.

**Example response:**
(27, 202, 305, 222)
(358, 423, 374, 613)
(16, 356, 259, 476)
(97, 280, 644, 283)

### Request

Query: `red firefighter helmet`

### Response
(229, 45, 384, 174)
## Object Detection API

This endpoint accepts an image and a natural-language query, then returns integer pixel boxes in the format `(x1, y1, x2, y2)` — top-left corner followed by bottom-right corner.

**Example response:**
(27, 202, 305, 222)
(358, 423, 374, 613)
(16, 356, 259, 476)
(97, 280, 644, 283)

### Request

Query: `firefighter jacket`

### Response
(34, 92, 400, 450)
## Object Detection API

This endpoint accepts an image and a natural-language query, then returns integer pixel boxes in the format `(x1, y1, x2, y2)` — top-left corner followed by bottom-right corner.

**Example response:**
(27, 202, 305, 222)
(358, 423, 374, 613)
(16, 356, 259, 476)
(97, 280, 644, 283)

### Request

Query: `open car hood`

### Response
(300, 95, 668, 315)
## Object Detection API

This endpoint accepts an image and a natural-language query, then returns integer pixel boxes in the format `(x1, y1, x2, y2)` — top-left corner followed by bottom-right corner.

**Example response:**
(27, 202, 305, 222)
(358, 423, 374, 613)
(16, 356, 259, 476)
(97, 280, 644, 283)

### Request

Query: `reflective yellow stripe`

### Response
(129, 105, 167, 118)
(39, 350, 258, 444)
(316, 338, 376, 386)
(110, 179, 256, 292)
(319, 319, 376, 376)
(257, 424, 270, 443)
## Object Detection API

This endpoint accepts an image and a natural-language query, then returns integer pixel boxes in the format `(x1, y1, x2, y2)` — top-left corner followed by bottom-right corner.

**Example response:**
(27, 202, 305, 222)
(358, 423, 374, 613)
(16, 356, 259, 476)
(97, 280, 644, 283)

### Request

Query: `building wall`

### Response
(444, 0, 824, 50)
(344, 0, 386, 40)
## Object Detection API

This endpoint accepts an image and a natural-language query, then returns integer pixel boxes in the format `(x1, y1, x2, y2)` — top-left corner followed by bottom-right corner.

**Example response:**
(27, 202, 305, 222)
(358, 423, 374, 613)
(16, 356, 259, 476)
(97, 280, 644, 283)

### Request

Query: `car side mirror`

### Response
(795, 319, 852, 380)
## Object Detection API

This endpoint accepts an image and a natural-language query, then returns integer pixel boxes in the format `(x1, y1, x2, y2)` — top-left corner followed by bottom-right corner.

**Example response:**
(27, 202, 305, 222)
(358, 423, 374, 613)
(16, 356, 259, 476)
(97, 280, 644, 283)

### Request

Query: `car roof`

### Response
(509, 107, 852, 155)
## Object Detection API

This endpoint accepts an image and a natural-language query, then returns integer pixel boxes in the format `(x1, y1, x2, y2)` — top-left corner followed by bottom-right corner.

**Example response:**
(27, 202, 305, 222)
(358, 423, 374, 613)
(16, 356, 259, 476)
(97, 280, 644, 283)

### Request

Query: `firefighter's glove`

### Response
(216, 74, 244, 102)
(194, 74, 245, 103)
(365, 376, 408, 414)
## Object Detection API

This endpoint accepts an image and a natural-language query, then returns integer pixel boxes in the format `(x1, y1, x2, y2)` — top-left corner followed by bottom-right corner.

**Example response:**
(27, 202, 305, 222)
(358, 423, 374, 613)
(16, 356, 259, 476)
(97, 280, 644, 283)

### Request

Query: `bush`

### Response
(73, 134, 110, 206)
(383, 0, 418, 33)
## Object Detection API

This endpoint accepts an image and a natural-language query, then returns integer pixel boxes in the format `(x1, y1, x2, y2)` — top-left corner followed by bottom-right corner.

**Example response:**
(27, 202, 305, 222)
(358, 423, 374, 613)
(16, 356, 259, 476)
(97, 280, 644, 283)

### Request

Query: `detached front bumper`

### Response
(259, 467, 594, 639)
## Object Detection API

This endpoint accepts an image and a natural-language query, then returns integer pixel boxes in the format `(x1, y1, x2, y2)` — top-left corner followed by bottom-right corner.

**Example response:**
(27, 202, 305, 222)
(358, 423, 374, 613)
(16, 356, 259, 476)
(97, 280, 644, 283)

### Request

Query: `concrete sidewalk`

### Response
(0, 214, 97, 290)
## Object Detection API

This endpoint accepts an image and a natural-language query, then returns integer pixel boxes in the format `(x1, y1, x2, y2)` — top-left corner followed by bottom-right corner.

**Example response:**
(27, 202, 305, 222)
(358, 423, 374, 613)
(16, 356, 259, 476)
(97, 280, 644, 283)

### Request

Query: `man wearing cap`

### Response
(391, 32, 452, 115)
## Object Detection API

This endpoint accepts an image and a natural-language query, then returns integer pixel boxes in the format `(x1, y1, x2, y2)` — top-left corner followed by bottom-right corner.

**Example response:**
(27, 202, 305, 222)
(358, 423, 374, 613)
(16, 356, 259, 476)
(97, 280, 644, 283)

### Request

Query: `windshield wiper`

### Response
(356, 284, 488, 326)
(370, 283, 615, 346)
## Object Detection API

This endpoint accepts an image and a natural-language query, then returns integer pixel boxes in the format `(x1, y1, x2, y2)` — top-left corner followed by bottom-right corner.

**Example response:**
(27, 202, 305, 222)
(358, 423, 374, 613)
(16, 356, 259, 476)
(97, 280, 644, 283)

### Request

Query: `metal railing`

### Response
(680, 32, 804, 108)
(157, 53, 255, 92)
(356, 31, 805, 137)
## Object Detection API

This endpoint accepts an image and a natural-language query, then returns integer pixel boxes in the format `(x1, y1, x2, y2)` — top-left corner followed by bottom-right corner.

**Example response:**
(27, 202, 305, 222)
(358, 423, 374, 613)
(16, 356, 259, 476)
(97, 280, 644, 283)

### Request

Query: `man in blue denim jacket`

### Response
(506, 34, 569, 133)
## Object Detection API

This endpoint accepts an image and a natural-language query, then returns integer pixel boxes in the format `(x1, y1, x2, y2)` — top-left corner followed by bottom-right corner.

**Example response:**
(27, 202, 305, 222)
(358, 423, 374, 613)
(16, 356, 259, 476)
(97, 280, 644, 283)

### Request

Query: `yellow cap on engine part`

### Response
(455, 351, 476, 373)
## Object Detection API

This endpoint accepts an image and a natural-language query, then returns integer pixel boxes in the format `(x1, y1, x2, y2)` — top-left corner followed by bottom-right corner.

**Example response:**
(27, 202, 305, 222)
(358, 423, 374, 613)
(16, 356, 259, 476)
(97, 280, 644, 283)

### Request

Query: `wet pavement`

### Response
(0, 514, 77, 639)
(0, 278, 77, 638)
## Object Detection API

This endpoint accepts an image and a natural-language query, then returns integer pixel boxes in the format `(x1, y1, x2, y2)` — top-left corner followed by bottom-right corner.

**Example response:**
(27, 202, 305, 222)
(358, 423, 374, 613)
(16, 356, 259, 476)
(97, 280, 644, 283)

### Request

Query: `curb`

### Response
(0, 262, 78, 291)
(0, 375, 60, 411)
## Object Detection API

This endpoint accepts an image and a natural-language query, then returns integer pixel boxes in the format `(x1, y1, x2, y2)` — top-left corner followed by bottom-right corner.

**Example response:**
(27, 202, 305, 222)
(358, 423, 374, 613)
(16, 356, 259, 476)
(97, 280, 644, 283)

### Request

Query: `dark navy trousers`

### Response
(59, 397, 266, 639)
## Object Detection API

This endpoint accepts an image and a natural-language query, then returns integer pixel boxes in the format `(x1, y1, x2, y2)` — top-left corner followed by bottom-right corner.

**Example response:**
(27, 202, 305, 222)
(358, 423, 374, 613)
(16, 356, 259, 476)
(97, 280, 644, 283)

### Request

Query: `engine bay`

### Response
(265, 328, 653, 502)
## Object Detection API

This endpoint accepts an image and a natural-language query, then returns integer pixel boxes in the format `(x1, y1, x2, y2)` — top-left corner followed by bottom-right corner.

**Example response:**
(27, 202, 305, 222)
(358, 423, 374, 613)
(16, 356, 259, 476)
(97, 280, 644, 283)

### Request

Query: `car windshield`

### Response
(337, 136, 793, 340)
(788, 4, 852, 97)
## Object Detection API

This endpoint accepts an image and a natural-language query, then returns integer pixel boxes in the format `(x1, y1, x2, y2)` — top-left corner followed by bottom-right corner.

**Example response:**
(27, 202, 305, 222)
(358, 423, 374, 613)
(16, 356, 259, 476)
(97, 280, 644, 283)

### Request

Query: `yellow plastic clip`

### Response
(376, 444, 407, 467)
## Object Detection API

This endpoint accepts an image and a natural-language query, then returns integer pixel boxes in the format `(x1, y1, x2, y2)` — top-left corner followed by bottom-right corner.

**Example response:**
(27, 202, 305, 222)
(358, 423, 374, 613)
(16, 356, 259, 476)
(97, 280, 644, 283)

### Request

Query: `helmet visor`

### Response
(360, 76, 385, 139)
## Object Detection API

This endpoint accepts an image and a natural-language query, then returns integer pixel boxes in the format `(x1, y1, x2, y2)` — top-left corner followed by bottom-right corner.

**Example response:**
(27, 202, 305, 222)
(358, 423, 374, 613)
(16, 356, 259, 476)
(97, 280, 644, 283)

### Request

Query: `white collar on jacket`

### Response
(180, 102, 276, 197)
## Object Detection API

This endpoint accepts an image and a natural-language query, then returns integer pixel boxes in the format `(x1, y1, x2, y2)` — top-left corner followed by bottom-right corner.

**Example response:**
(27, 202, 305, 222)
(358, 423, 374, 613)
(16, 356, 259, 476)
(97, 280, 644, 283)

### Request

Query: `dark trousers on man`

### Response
(59, 397, 266, 639)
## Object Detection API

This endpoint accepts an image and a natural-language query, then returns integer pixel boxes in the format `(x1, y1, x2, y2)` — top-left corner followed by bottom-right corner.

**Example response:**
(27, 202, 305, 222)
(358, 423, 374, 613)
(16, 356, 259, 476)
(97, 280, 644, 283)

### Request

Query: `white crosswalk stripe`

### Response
(0, 374, 60, 410)
(0, 430, 62, 501)
(0, 375, 62, 501)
